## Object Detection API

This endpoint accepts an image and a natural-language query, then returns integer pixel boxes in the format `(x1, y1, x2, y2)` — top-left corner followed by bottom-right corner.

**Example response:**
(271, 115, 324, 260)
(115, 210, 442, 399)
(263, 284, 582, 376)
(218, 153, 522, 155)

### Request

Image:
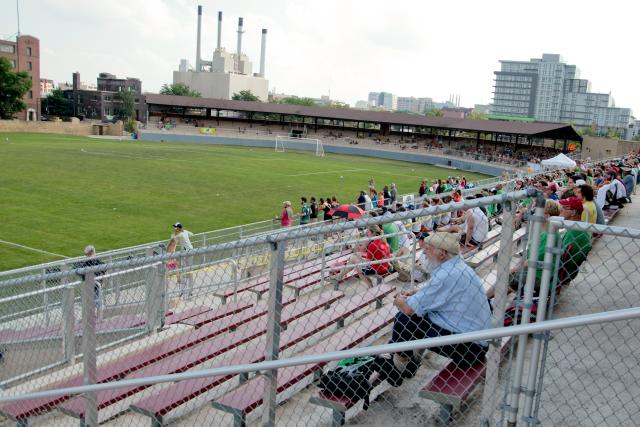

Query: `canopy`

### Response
(540, 153, 576, 168)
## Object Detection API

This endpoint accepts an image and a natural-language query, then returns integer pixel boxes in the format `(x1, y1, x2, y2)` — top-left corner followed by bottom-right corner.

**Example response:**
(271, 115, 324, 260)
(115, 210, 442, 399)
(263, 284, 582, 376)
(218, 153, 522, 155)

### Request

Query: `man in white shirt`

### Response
(439, 205, 488, 248)
(170, 222, 194, 293)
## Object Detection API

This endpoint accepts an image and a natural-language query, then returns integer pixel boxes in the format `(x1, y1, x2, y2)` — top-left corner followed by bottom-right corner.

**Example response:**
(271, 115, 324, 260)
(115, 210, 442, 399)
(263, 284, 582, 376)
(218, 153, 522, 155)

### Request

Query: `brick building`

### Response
(0, 35, 40, 120)
(64, 72, 146, 121)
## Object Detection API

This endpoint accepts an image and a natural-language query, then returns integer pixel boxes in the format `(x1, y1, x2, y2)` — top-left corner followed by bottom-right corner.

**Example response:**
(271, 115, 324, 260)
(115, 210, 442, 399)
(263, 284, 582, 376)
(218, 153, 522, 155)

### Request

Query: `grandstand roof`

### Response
(145, 94, 583, 142)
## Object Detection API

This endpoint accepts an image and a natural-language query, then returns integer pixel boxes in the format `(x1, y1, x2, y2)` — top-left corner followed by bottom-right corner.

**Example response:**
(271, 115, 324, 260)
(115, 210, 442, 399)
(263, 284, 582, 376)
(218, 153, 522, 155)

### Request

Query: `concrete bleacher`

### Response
(2, 181, 634, 427)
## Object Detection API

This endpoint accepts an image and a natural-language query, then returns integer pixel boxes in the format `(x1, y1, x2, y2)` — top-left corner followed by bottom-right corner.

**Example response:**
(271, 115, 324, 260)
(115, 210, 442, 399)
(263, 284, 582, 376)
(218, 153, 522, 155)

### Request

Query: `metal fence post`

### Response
(506, 192, 545, 427)
(61, 265, 75, 364)
(521, 220, 561, 424)
(41, 267, 50, 326)
(481, 198, 514, 425)
(145, 248, 166, 332)
(81, 272, 98, 427)
(261, 239, 286, 427)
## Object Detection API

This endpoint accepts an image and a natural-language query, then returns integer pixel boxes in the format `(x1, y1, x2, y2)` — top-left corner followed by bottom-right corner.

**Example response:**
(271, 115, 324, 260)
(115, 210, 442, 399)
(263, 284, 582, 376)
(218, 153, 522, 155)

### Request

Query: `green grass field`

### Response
(0, 132, 490, 271)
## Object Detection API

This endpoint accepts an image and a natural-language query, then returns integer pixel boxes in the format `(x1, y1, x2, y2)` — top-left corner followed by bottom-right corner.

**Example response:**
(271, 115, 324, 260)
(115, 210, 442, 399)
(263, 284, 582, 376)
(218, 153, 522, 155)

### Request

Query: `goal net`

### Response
(275, 135, 325, 157)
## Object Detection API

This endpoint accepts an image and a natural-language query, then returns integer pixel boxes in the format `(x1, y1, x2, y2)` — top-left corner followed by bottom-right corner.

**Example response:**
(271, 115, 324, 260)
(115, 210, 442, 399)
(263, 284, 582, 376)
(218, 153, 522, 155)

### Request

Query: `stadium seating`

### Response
(133, 286, 395, 425)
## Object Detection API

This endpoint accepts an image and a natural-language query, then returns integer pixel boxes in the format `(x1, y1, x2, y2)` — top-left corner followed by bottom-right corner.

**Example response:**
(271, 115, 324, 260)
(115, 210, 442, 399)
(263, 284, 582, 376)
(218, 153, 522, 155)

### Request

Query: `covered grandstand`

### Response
(145, 94, 582, 151)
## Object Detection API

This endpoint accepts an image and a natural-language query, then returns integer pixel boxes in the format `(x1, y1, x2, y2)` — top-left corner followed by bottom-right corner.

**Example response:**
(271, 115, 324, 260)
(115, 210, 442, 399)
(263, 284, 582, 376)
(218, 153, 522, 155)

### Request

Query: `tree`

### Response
(0, 57, 32, 119)
(41, 88, 72, 117)
(278, 96, 316, 107)
(116, 89, 137, 133)
(159, 83, 201, 97)
(232, 90, 260, 102)
(425, 108, 444, 117)
(468, 111, 487, 120)
(633, 134, 640, 142)
(606, 128, 621, 139)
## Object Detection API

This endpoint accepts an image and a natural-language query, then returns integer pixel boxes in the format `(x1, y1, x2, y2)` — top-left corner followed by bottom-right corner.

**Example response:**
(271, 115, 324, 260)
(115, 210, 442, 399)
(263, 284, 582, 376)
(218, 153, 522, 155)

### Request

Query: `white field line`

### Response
(137, 144, 287, 160)
(285, 169, 367, 177)
(0, 239, 69, 259)
(80, 148, 187, 161)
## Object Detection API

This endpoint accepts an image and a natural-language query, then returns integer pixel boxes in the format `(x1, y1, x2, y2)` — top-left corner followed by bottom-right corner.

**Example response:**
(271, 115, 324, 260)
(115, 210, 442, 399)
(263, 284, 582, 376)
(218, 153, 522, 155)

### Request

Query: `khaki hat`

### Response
(422, 232, 460, 255)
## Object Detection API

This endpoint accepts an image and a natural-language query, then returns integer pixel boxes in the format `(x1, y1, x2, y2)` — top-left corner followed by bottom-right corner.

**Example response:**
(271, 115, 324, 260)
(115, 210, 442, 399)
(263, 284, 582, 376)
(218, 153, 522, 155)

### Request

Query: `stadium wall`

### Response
(0, 119, 92, 135)
(139, 131, 508, 176)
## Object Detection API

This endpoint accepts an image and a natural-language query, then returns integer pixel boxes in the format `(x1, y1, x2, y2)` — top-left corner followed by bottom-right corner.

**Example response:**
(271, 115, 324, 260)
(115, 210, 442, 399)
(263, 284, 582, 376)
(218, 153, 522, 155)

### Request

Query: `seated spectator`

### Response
(509, 200, 560, 294)
(332, 225, 390, 287)
(622, 169, 635, 200)
(558, 197, 592, 286)
(576, 184, 597, 224)
(439, 202, 489, 249)
(389, 232, 491, 373)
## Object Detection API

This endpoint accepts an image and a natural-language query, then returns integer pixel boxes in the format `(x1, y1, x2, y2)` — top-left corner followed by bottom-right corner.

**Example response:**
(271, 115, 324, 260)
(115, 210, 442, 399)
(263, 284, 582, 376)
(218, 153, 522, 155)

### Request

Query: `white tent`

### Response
(540, 153, 576, 168)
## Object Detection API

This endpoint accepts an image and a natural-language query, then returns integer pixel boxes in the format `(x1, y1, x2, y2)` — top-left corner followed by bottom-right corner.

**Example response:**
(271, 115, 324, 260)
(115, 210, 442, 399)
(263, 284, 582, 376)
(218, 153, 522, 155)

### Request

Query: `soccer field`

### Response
(0, 132, 490, 271)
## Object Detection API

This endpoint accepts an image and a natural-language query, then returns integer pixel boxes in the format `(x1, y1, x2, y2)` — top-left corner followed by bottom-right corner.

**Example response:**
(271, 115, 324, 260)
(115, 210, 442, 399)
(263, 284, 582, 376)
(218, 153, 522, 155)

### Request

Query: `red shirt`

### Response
(366, 239, 390, 275)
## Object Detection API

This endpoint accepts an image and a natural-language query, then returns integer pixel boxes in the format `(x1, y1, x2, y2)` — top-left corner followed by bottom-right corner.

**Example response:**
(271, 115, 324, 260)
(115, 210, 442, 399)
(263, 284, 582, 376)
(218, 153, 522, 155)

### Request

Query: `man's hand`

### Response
(393, 293, 415, 316)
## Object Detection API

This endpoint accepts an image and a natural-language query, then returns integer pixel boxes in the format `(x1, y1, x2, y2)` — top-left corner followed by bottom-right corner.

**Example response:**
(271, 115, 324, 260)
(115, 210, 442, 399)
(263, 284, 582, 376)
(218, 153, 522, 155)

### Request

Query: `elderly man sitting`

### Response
(390, 232, 491, 376)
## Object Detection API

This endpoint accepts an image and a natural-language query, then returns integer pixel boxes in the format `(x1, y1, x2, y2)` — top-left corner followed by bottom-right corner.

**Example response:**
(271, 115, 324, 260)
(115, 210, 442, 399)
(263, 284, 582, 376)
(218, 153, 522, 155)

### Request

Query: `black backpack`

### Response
(318, 356, 376, 409)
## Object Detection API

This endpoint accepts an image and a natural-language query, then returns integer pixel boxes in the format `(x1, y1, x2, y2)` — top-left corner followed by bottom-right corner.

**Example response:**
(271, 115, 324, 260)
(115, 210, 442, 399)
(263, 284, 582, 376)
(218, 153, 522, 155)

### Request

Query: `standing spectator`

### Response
(320, 198, 332, 221)
(170, 223, 194, 293)
(418, 180, 427, 198)
(383, 185, 391, 207)
(309, 197, 319, 223)
(357, 191, 367, 210)
(368, 176, 376, 191)
(390, 183, 398, 206)
(299, 197, 311, 225)
(278, 201, 294, 227)
(76, 245, 106, 310)
(370, 189, 378, 208)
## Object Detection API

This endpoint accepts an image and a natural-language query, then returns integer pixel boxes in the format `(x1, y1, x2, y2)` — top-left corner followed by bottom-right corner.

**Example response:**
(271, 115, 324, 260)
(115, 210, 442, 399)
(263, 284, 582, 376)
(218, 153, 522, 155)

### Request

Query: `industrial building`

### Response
(0, 35, 40, 121)
(61, 72, 146, 121)
(492, 53, 632, 135)
(172, 6, 269, 101)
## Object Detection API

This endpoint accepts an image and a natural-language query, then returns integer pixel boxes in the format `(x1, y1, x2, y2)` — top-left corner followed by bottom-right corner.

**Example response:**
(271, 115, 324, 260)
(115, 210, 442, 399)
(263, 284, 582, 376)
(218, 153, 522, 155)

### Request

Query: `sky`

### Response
(2, 0, 638, 113)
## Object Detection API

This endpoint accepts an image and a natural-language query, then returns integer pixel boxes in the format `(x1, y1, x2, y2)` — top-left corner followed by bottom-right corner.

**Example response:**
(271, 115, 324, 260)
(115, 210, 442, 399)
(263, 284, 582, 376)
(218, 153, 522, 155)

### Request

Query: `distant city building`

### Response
(473, 104, 492, 115)
(0, 35, 40, 120)
(397, 96, 433, 113)
(626, 118, 640, 141)
(492, 53, 632, 134)
(40, 79, 54, 97)
(442, 107, 472, 119)
(367, 92, 380, 107)
(354, 100, 372, 110)
(60, 72, 146, 121)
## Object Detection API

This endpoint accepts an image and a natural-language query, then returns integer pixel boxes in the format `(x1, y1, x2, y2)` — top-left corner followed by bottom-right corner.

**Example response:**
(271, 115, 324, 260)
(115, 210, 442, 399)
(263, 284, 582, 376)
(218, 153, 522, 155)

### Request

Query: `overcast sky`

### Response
(2, 0, 638, 113)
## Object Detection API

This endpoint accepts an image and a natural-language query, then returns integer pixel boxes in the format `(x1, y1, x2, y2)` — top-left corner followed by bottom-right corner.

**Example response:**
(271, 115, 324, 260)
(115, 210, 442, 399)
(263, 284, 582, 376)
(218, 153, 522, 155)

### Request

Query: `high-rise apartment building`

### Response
(367, 92, 397, 110)
(0, 35, 40, 120)
(397, 96, 433, 113)
(492, 53, 631, 134)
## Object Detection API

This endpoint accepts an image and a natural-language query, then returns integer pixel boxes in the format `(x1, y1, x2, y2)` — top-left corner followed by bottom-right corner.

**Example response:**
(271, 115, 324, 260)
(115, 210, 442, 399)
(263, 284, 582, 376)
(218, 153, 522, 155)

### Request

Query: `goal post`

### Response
(275, 135, 325, 157)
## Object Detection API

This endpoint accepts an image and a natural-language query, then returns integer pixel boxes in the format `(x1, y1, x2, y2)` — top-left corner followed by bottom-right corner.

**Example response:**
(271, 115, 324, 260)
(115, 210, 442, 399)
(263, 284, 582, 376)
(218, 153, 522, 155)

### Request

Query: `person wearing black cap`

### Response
(170, 222, 194, 294)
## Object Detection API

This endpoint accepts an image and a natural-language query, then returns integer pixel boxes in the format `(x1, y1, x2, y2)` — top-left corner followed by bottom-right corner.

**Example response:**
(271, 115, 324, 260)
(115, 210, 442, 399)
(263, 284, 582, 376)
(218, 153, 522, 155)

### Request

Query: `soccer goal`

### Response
(275, 135, 325, 157)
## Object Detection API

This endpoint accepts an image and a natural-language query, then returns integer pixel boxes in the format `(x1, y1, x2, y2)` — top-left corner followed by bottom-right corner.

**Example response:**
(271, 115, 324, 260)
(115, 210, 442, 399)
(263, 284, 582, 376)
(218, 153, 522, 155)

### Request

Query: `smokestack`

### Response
(259, 29, 267, 77)
(196, 5, 202, 72)
(217, 11, 222, 50)
(236, 17, 244, 56)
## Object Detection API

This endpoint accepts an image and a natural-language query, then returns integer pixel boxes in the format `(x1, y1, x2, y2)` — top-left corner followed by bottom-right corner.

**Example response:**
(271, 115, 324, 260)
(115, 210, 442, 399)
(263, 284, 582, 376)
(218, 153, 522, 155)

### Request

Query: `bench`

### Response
(0, 302, 256, 425)
(213, 251, 350, 303)
(419, 337, 512, 426)
(467, 228, 526, 269)
(212, 303, 397, 427)
(133, 286, 395, 426)
(180, 297, 295, 329)
(164, 305, 219, 325)
(57, 292, 344, 423)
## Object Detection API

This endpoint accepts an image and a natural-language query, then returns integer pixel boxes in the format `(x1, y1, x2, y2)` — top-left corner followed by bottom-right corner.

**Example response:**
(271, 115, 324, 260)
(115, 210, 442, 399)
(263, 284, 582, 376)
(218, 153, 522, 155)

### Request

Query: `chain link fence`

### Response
(1, 188, 639, 427)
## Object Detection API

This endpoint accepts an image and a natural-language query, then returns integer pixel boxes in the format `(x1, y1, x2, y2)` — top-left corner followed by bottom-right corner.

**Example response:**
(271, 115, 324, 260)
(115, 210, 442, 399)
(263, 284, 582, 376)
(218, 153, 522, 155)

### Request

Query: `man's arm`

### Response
(464, 214, 475, 246)
(394, 294, 415, 316)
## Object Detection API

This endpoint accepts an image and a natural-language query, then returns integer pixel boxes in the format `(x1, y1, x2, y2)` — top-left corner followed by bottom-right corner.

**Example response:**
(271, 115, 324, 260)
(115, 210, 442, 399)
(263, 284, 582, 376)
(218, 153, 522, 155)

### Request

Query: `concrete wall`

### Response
(582, 136, 640, 160)
(139, 131, 507, 176)
(0, 118, 93, 135)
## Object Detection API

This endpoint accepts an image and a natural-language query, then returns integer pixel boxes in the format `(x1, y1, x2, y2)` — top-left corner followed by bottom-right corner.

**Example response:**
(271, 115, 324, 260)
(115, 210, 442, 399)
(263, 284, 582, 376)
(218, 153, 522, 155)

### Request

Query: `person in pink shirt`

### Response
(278, 201, 294, 227)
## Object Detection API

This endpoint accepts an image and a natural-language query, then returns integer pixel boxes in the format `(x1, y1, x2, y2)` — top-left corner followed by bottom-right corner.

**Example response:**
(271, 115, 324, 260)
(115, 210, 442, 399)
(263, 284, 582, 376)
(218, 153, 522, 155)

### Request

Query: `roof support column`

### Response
(216, 109, 220, 125)
(314, 117, 318, 133)
(476, 131, 480, 150)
